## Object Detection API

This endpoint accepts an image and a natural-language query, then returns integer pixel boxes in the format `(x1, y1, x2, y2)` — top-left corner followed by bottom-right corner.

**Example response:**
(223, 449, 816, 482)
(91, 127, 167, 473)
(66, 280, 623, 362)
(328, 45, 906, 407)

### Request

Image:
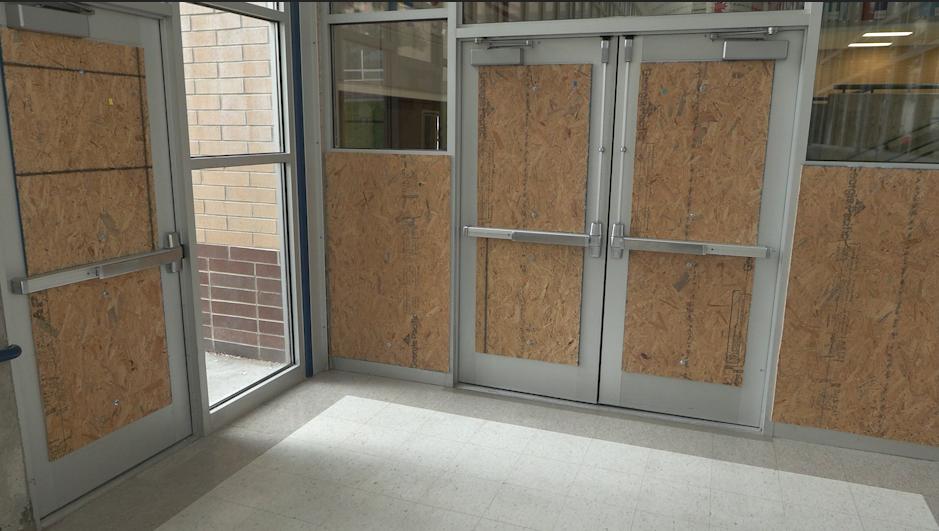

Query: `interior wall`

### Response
(324, 152, 451, 372)
(774, 165, 939, 447)
(0, 293, 35, 531)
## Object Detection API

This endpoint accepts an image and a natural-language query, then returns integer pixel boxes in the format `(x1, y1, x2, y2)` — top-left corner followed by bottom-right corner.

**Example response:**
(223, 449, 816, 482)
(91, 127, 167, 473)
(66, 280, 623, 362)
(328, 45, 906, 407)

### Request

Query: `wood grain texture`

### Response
(3, 61, 150, 174)
(475, 64, 591, 364)
(620, 60, 773, 386)
(2, 29, 169, 460)
(30, 269, 170, 461)
(622, 253, 753, 386)
(630, 60, 773, 245)
(16, 169, 155, 275)
(774, 166, 939, 447)
(0, 27, 140, 74)
(325, 152, 450, 372)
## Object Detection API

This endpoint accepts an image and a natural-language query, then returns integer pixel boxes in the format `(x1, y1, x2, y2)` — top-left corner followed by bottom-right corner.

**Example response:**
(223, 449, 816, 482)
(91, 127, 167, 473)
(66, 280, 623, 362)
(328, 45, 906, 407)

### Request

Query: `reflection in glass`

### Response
(332, 21, 447, 150)
(462, 2, 803, 23)
(330, 2, 443, 14)
(809, 2, 939, 163)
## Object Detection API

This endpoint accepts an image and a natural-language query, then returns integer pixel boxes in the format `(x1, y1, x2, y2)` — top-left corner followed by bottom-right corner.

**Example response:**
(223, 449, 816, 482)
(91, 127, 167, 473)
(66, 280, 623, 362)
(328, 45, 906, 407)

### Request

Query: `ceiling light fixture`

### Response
(862, 31, 913, 37)
(848, 42, 893, 47)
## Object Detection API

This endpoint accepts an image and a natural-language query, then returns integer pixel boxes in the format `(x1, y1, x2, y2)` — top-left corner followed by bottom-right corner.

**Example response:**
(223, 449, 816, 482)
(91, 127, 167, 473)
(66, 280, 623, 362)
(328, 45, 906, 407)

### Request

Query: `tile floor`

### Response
(48, 371, 939, 531)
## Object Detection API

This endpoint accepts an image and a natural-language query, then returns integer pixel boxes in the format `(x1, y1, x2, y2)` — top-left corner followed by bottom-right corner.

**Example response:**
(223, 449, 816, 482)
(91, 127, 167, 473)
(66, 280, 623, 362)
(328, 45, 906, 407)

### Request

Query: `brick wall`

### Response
(180, 3, 281, 251)
(197, 244, 287, 363)
(182, 3, 288, 361)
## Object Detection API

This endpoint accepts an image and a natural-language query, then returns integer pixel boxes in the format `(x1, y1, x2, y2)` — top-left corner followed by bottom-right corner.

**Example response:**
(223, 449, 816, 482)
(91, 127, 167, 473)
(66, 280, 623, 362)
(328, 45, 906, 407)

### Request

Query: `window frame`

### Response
(321, 4, 453, 154)
(176, 1, 308, 431)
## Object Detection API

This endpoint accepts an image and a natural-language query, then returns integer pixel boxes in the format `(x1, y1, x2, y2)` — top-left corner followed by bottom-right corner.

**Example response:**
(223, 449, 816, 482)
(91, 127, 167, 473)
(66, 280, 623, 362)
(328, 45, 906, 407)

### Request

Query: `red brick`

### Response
(201, 299, 211, 312)
(209, 258, 254, 276)
(210, 272, 255, 290)
(258, 320, 283, 335)
(255, 263, 281, 279)
(257, 277, 282, 294)
(258, 292, 282, 307)
(258, 306, 282, 321)
(259, 333, 284, 349)
(211, 286, 256, 304)
(199, 285, 210, 298)
(214, 315, 258, 332)
(230, 247, 278, 264)
(199, 272, 210, 285)
(201, 325, 213, 340)
(214, 328, 259, 347)
(195, 243, 229, 259)
(196, 257, 209, 271)
(212, 301, 257, 318)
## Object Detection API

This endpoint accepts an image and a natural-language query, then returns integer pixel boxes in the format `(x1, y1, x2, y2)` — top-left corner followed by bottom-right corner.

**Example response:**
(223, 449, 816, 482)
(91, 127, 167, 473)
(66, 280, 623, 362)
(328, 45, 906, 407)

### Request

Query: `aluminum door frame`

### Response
(457, 36, 618, 403)
(0, 6, 192, 516)
(599, 32, 804, 427)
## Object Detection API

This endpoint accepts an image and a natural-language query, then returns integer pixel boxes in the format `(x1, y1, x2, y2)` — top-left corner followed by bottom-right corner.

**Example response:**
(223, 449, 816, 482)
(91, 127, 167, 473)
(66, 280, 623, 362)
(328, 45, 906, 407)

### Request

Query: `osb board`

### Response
(475, 241, 583, 365)
(30, 268, 171, 460)
(2, 50, 151, 175)
(16, 169, 156, 275)
(1, 28, 168, 460)
(630, 60, 774, 245)
(324, 152, 450, 372)
(774, 166, 939, 447)
(474, 63, 591, 364)
(622, 252, 754, 386)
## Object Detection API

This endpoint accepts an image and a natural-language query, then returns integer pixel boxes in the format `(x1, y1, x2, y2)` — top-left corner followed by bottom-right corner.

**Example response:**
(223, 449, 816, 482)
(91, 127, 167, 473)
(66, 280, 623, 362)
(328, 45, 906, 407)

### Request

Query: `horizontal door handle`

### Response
(614, 235, 771, 259)
(0, 344, 22, 363)
(464, 226, 590, 247)
(10, 233, 184, 295)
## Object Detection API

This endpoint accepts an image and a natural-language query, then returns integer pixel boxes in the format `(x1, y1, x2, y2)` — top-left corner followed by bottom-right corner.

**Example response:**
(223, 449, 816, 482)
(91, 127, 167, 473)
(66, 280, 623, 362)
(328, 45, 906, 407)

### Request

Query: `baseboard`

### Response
(772, 422, 939, 461)
(329, 357, 452, 387)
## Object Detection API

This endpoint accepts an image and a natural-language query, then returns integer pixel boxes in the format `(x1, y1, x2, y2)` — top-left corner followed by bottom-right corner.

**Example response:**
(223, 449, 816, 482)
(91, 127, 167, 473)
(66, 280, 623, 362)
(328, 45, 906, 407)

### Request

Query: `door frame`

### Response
(456, 35, 618, 403)
(451, 6, 820, 435)
(0, 2, 196, 518)
(597, 30, 805, 427)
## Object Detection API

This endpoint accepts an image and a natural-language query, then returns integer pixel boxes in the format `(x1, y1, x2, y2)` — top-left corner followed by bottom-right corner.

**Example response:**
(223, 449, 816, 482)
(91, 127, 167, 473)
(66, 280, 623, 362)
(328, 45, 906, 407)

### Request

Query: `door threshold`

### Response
(455, 382, 768, 440)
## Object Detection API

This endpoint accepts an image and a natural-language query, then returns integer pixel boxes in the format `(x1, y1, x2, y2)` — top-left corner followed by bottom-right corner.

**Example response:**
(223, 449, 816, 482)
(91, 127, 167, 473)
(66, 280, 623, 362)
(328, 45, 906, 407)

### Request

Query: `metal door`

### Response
(458, 37, 617, 402)
(0, 4, 192, 515)
(599, 31, 803, 426)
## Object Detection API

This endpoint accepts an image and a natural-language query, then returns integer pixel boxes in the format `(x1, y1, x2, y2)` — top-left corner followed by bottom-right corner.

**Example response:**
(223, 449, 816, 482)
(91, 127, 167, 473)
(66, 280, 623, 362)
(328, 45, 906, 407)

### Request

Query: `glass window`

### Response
(331, 20, 447, 150)
(808, 2, 939, 163)
(331, 2, 443, 14)
(180, 3, 282, 157)
(193, 164, 292, 406)
(462, 2, 803, 23)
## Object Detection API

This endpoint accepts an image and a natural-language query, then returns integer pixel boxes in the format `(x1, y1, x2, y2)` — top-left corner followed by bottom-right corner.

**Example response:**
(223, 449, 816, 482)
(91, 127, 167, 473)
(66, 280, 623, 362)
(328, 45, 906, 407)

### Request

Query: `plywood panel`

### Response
(16, 169, 155, 275)
(774, 166, 939, 447)
(2, 28, 169, 460)
(621, 60, 772, 385)
(622, 253, 753, 386)
(630, 60, 773, 245)
(30, 269, 170, 460)
(325, 152, 450, 372)
(3, 58, 150, 175)
(475, 63, 591, 364)
(0, 27, 140, 74)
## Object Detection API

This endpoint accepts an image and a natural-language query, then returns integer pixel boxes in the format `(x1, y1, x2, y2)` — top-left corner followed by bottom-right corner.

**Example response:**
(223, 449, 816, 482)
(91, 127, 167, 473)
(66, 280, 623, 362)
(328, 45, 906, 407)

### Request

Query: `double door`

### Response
(459, 31, 802, 427)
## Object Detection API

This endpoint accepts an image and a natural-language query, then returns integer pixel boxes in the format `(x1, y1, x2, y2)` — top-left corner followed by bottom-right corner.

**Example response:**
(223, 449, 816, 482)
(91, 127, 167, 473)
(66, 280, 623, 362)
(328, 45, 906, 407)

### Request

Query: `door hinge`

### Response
(600, 39, 611, 63)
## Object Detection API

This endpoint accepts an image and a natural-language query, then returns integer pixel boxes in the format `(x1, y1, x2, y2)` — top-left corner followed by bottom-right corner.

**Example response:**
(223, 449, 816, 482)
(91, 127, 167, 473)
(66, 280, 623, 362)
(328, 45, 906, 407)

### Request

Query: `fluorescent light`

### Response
(862, 31, 913, 37)
(848, 42, 893, 47)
